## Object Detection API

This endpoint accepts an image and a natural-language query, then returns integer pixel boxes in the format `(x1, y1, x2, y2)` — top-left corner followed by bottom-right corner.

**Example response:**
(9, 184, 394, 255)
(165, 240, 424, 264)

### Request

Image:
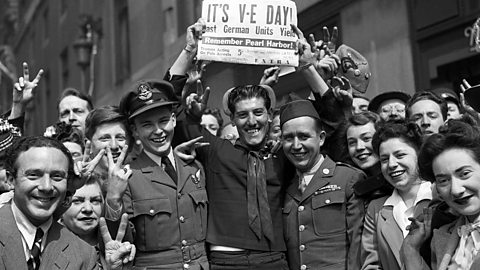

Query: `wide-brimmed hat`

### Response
(368, 91, 411, 112)
(464, 84, 480, 112)
(120, 80, 178, 119)
(222, 85, 276, 116)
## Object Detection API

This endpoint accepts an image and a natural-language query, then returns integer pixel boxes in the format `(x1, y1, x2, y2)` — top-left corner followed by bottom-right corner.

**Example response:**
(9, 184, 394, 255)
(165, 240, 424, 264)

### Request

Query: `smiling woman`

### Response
(361, 121, 432, 270)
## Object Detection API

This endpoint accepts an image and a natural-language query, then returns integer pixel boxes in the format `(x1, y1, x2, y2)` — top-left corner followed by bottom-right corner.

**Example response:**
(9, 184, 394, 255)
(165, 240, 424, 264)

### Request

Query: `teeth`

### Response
(247, 129, 259, 134)
(151, 137, 166, 143)
(357, 153, 370, 160)
(390, 171, 404, 177)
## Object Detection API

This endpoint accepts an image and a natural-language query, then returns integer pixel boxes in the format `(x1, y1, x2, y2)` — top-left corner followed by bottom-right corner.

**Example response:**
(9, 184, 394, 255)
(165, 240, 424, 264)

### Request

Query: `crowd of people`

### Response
(1, 17, 480, 270)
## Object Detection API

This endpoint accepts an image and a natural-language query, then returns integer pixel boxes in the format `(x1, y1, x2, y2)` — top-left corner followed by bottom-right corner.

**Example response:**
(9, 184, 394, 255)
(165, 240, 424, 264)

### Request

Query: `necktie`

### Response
(27, 228, 44, 270)
(162, 156, 177, 184)
(247, 151, 274, 242)
(451, 220, 480, 269)
(298, 175, 307, 193)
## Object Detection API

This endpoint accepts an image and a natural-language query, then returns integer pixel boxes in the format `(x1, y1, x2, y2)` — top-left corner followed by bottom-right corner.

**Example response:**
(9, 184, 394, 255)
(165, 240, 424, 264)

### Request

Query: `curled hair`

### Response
(406, 91, 448, 121)
(50, 122, 85, 152)
(84, 105, 131, 142)
(372, 120, 423, 156)
(203, 107, 224, 134)
(5, 136, 75, 183)
(227, 85, 271, 115)
(57, 88, 94, 113)
(418, 119, 480, 182)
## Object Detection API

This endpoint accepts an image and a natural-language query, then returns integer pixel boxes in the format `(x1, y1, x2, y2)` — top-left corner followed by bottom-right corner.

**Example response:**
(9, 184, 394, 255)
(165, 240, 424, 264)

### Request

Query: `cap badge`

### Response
(138, 84, 152, 100)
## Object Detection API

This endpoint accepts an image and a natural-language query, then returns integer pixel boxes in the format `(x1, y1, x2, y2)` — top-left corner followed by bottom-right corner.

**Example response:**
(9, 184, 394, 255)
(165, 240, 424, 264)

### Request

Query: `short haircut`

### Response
(227, 85, 272, 115)
(419, 118, 480, 182)
(372, 120, 423, 156)
(5, 136, 74, 181)
(406, 91, 448, 121)
(84, 105, 130, 141)
(57, 88, 94, 113)
(343, 111, 382, 143)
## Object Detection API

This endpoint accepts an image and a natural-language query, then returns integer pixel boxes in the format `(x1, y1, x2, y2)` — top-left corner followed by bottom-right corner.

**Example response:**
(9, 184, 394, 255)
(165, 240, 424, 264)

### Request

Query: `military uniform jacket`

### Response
(283, 156, 366, 270)
(123, 151, 208, 267)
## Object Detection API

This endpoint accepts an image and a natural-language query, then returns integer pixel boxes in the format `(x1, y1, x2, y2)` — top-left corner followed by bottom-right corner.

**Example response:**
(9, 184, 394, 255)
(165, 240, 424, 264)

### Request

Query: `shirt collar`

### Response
(384, 181, 432, 206)
(11, 199, 52, 251)
(297, 154, 325, 178)
(144, 148, 175, 169)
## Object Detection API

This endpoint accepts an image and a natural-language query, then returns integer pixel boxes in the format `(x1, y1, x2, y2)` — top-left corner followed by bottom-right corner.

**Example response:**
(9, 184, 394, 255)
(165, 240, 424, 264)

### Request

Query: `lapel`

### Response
(299, 156, 336, 203)
(286, 174, 302, 202)
(137, 151, 176, 189)
(40, 222, 69, 270)
(0, 204, 28, 270)
(436, 218, 463, 270)
(174, 153, 199, 192)
(379, 206, 404, 266)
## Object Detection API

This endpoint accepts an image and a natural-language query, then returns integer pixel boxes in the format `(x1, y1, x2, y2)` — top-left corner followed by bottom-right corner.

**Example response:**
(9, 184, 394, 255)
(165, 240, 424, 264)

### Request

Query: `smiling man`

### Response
(106, 80, 209, 269)
(183, 85, 294, 269)
(280, 100, 365, 270)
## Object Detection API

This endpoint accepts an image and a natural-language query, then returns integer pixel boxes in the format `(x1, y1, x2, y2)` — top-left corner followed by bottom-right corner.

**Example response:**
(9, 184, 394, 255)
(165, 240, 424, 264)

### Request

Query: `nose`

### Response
(109, 139, 119, 151)
(153, 123, 163, 135)
(387, 156, 398, 170)
(292, 137, 301, 150)
(82, 201, 93, 213)
(68, 111, 77, 122)
(356, 139, 366, 151)
(420, 115, 431, 127)
(450, 177, 465, 198)
(246, 113, 256, 126)
(38, 175, 53, 192)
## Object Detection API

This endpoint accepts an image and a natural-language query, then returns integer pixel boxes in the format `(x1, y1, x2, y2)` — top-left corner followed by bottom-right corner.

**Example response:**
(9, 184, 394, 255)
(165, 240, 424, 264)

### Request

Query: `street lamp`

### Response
(73, 15, 102, 96)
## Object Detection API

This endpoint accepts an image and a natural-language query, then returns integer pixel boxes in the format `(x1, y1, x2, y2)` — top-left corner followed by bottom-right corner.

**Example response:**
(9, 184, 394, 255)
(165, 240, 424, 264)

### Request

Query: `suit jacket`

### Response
(283, 156, 366, 270)
(116, 151, 208, 268)
(428, 217, 480, 270)
(361, 196, 430, 270)
(0, 203, 97, 270)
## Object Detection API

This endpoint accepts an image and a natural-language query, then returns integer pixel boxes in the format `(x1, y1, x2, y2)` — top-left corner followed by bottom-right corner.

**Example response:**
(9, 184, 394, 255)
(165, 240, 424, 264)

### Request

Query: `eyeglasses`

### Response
(380, 104, 405, 114)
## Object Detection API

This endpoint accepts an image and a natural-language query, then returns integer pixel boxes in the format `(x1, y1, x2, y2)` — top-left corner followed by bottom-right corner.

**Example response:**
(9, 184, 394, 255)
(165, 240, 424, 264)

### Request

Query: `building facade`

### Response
(0, 0, 478, 134)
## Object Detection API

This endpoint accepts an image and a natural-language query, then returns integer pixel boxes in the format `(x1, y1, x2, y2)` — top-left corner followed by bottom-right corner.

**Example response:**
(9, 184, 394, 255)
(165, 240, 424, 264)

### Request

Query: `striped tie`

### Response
(27, 228, 44, 270)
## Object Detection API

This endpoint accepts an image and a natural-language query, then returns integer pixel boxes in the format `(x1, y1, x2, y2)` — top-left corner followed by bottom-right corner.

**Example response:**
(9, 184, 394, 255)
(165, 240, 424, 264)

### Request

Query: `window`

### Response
(114, 0, 130, 84)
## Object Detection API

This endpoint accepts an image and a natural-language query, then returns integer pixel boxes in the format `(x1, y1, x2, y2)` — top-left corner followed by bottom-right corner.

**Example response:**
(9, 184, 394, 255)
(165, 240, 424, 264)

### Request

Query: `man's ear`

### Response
(171, 112, 177, 128)
(318, 130, 327, 147)
(6, 171, 15, 189)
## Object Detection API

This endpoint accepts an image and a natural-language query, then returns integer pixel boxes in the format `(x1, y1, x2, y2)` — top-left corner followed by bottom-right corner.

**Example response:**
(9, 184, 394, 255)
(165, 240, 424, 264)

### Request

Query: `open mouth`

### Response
(77, 217, 97, 222)
(389, 170, 405, 178)
(246, 128, 260, 136)
(32, 195, 55, 204)
(454, 195, 473, 205)
(356, 153, 371, 161)
(150, 136, 166, 144)
(291, 152, 307, 159)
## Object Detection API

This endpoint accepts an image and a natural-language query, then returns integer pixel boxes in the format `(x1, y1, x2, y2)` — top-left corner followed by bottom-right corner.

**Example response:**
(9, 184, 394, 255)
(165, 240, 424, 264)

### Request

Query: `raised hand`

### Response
(331, 76, 353, 112)
(185, 18, 206, 53)
(105, 145, 132, 200)
(100, 213, 136, 270)
(74, 141, 106, 179)
(174, 136, 209, 162)
(185, 80, 211, 118)
(323, 26, 339, 55)
(259, 66, 280, 87)
(12, 62, 44, 105)
(291, 24, 317, 66)
(403, 207, 433, 250)
(459, 79, 478, 113)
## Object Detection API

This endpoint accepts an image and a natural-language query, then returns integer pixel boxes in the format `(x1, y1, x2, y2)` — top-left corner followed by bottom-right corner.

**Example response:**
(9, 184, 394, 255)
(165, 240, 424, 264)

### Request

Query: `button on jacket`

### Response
(283, 156, 366, 270)
(122, 151, 208, 268)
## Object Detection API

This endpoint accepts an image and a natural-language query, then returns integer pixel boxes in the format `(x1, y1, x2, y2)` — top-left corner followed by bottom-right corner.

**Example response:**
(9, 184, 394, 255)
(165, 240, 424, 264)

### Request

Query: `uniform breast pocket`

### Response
(132, 197, 172, 249)
(188, 189, 208, 241)
(311, 191, 346, 235)
(282, 199, 295, 241)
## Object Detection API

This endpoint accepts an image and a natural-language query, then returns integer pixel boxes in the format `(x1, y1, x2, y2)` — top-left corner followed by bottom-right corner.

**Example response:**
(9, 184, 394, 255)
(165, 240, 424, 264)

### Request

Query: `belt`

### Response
(135, 242, 206, 266)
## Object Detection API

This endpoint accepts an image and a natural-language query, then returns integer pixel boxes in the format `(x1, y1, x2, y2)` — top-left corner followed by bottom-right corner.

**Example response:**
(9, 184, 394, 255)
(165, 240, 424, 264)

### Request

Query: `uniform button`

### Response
(299, 244, 305, 251)
(149, 209, 154, 214)
(300, 264, 307, 270)
(183, 263, 189, 269)
(325, 199, 331, 204)
(181, 240, 187, 245)
(314, 192, 318, 195)
(323, 168, 329, 174)
(299, 225, 305, 232)
(179, 216, 185, 222)
(178, 193, 182, 199)
(298, 206, 304, 212)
